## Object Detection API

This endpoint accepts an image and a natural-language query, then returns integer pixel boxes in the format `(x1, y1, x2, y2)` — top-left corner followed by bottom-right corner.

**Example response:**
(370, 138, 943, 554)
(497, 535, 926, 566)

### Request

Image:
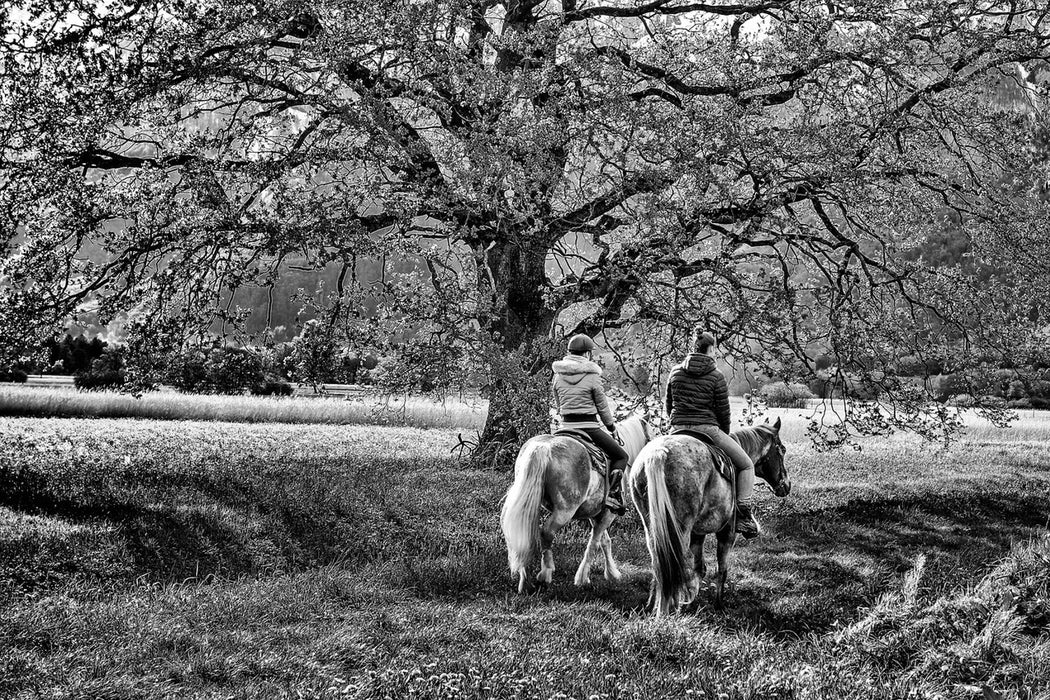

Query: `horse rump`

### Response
(638, 444, 689, 615)
(499, 439, 551, 592)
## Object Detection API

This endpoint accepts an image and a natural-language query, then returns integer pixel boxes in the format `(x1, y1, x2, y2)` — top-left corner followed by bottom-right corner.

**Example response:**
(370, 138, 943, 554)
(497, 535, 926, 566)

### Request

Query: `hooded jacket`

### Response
(551, 354, 615, 428)
(665, 353, 732, 432)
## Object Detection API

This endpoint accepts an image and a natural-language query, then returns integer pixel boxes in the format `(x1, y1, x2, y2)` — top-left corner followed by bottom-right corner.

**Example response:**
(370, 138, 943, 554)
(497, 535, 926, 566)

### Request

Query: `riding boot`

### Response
(736, 502, 761, 539)
(604, 469, 627, 515)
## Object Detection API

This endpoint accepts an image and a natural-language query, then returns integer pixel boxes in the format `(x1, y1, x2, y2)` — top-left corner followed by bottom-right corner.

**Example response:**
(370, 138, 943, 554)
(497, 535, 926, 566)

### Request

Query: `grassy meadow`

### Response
(0, 385, 486, 430)
(0, 408, 1048, 699)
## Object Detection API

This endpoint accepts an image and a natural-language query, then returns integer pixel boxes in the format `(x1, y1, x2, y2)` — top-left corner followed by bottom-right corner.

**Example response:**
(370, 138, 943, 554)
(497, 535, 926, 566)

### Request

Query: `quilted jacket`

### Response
(551, 355, 615, 428)
(664, 353, 732, 433)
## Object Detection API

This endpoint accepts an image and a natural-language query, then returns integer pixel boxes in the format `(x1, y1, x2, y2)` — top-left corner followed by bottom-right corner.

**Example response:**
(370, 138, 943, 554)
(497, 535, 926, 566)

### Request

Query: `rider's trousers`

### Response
(675, 424, 755, 505)
(577, 427, 629, 475)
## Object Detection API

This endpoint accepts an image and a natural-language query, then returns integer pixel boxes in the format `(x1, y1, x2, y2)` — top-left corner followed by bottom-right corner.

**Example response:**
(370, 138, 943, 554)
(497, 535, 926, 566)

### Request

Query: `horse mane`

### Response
(731, 424, 777, 461)
(618, 415, 650, 462)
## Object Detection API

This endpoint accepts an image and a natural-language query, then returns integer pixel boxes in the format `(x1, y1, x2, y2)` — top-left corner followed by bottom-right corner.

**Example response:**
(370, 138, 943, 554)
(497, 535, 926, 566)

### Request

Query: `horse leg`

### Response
(692, 533, 707, 581)
(537, 508, 574, 586)
(584, 509, 621, 583)
(599, 528, 623, 582)
(678, 521, 701, 609)
(574, 518, 601, 587)
(714, 526, 734, 608)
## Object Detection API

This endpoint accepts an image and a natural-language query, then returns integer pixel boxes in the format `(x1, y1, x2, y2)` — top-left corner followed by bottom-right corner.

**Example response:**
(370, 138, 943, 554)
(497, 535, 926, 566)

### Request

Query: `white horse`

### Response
(499, 416, 651, 592)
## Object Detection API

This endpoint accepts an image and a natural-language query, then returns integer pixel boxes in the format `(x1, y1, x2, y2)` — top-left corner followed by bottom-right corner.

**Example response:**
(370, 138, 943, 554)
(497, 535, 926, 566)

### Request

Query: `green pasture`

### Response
(0, 412, 1048, 699)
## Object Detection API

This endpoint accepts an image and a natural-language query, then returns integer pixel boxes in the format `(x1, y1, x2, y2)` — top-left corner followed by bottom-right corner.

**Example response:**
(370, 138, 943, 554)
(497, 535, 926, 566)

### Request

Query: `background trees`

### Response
(2, 1, 1049, 454)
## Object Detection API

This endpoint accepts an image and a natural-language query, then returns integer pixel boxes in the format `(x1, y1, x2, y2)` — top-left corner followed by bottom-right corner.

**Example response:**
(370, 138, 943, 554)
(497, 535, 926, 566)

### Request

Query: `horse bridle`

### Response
(753, 439, 787, 493)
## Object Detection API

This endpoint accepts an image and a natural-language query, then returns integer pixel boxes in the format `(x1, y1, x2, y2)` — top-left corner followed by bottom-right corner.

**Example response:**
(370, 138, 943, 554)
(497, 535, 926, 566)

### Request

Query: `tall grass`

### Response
(6, 387, 1047, 447)
(0, 385, 486, 429)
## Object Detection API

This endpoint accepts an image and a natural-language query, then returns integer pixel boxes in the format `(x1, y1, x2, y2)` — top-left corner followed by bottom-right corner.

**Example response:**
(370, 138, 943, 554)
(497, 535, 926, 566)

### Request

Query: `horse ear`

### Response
(773, 416, 782, 431)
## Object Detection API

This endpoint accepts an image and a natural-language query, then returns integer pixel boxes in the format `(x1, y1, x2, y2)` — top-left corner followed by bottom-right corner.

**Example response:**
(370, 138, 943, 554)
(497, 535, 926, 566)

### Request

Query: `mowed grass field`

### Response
(1, 408, 1048, 699)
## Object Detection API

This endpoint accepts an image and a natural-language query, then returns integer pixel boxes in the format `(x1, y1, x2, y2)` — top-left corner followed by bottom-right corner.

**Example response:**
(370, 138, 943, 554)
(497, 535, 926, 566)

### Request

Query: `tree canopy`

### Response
(2, 0, 1049, 451)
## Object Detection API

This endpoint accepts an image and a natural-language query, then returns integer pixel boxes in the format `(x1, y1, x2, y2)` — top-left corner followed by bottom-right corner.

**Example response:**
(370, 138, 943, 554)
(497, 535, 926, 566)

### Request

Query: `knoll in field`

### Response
(0, 416, 1048, 699)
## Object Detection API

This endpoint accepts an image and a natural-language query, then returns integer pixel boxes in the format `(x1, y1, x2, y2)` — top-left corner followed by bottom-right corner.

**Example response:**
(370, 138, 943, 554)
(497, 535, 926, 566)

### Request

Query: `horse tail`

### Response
(500, 439, 550, 592)
(644, 445, 687, 615)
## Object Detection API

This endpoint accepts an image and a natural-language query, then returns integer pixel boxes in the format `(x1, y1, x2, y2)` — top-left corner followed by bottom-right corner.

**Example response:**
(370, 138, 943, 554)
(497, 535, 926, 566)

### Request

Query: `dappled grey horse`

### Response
(628, 418, 791, 615)
(500, 416, 650, 592)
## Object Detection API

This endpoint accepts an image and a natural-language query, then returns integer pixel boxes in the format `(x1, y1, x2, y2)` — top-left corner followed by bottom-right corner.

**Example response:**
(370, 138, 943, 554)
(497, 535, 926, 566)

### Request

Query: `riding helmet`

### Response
(567, 334, 596, 354)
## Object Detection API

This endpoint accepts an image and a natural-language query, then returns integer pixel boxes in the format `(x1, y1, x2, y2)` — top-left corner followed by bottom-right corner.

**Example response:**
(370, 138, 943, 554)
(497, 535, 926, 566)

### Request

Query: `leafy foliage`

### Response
(0, 367, 27, 383)
(1, 2, 1050, 449)
(72, 349, 125, 391)
(759, 381, 816, 408)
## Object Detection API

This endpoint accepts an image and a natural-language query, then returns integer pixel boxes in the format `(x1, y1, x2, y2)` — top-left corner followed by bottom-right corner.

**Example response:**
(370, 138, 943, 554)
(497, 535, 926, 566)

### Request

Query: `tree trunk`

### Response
(474, 238, 558, 467)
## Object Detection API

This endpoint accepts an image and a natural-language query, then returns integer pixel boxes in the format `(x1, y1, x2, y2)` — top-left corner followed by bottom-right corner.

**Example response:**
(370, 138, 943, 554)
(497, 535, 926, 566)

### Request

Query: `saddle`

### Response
(553, 428, 609, 477)
(669, 428, 734, 482)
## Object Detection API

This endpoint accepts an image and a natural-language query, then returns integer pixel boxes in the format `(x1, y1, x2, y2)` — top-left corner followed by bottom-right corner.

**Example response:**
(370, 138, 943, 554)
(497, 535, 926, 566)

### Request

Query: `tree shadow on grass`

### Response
(696, 486, 1049, 634)
(0, 495, 282, 588)
(510, 485, 1049, 634)
(0, 453, 440, 594)
(0, 486, 381, 593)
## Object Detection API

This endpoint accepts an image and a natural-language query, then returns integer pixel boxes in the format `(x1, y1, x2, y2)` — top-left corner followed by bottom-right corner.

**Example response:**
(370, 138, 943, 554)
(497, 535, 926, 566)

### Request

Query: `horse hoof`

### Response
(605, 569, 622, 582)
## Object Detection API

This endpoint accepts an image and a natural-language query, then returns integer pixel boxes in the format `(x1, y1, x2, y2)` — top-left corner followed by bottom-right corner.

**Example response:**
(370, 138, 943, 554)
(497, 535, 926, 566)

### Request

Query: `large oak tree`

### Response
(2, 1, 1049, 454)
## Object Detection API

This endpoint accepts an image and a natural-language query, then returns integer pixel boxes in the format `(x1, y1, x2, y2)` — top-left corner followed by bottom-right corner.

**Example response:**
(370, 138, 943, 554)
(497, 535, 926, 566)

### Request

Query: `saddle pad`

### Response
(669, 429, 734, 481)
(552, 429, 609, 476)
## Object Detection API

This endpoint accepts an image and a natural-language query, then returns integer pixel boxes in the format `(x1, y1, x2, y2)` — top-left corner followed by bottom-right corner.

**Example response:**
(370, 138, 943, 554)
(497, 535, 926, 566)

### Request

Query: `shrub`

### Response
(250, 378, 294, 396)
(261, 342, 295, 381)
(1028, 378, 1050, 400)
(848, 379, 882, 401)
(0, 367, 28, 383)
(935, 373, 970, 402)
(947, 393, 974, 407)
(206, 347, 264, 394)
(1008, 379, 1028, 401)
(340, 352, 363, 383)
(896, 355, 944, 377)
(978, 395, 1007, 408)
(166, 347, 265, 395)
(760, 381, 815, 408)
(45, 334, 108, 375)
(74, 351, 126, 391)
(74, 349, 125, 390)
(286, 320, 338, 386)
(814, 354, 836, 371)
(1007, 398, 1032, 409)
(165, 350, 210, 392)
(807, 376, 835, 399)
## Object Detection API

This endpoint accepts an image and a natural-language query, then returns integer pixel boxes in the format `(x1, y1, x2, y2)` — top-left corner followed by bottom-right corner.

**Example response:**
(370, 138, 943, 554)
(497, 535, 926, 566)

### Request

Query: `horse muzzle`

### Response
(772, 479, 791, 497)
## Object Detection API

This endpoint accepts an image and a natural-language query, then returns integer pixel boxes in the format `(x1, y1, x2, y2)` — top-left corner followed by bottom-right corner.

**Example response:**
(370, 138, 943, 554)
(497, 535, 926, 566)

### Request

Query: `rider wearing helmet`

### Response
(665, 329, 761, 538)
(551, 334, 629, 515)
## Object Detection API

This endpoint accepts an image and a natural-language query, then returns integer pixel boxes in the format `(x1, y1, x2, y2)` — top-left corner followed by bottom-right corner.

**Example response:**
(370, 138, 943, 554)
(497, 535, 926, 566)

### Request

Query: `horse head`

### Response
(753, 417, 791, 497)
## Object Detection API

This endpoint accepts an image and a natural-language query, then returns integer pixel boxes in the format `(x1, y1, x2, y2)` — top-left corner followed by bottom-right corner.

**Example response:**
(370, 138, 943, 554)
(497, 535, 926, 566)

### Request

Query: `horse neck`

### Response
(619, 417, 649, 462)
(732, 427, 771, 464)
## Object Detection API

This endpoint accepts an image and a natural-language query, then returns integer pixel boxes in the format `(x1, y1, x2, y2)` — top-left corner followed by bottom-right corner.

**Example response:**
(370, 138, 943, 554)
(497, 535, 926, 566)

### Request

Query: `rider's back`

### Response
(665, 353, 731, 432)
(551, 355, 614, 428)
